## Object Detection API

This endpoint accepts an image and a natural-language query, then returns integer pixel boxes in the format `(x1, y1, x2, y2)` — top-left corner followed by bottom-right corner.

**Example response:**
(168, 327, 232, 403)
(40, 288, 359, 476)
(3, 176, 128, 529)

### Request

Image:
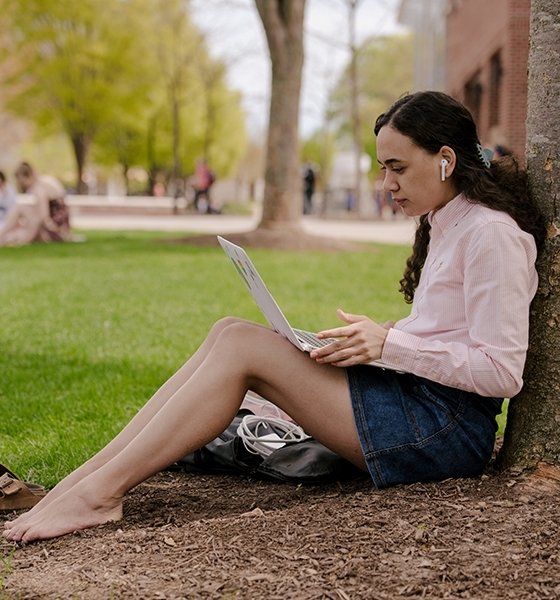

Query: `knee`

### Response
(211, 316, 246, 336)
(212, 318, 267, 353)
(210, 317, 266, 348)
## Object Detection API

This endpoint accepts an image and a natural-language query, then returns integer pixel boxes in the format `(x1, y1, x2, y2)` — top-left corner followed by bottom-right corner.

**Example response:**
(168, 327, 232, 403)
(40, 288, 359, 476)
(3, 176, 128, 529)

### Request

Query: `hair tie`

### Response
(476, 143, 493, 168)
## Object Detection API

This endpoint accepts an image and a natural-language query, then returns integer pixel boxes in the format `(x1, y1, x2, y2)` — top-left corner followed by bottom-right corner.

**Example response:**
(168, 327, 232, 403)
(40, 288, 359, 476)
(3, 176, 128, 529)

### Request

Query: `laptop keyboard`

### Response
(294, 328, 336, 349)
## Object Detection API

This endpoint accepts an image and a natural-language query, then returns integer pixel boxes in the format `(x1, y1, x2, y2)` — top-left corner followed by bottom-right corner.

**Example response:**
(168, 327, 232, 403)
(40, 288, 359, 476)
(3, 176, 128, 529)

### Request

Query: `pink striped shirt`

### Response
(381, 193, 538, 398)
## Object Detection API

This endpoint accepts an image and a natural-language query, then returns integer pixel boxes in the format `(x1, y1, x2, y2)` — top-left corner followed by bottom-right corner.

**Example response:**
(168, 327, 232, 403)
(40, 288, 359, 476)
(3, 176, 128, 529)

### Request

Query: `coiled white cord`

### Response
(236, 415, 310, 458)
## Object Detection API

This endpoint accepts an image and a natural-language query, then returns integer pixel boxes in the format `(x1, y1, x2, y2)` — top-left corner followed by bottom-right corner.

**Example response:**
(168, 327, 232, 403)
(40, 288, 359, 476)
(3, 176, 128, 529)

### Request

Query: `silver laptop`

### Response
(217, 236, 401, 371)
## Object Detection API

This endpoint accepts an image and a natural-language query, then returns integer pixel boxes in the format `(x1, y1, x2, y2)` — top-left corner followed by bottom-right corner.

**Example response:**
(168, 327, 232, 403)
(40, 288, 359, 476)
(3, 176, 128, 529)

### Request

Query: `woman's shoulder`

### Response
(34, 175, 65, 198)
(465, 199, 521, 231)
(461, 201, 537, 260)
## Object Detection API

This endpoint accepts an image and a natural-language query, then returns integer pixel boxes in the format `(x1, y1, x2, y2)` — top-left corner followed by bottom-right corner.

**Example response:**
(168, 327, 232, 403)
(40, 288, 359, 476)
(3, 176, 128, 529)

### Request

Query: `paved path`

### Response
(72, 213, 416, 245)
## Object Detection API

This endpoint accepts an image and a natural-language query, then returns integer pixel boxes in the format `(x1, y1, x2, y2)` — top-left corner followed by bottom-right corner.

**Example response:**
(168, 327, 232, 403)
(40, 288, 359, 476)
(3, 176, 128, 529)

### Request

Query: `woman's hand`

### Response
(309, 308, 392, 367)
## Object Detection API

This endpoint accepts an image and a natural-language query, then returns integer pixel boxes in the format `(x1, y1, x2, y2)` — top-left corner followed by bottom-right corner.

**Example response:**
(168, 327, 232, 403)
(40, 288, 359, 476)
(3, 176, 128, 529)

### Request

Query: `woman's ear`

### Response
(439, 146, 456, 179)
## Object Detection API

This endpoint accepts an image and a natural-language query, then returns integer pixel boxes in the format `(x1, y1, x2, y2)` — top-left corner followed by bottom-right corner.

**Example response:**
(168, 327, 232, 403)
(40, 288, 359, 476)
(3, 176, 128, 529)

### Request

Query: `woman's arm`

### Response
(382, 222, 538, 397)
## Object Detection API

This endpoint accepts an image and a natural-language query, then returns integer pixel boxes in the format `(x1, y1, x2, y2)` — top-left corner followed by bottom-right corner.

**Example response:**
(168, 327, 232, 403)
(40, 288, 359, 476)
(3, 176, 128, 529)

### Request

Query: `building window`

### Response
(464, 72, 483, 124)
(489, 51, 503, 127)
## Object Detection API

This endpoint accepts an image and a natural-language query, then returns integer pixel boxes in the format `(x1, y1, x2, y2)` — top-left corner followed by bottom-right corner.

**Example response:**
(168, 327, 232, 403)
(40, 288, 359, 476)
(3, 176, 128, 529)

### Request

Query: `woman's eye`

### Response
(392, 167, 404, 173)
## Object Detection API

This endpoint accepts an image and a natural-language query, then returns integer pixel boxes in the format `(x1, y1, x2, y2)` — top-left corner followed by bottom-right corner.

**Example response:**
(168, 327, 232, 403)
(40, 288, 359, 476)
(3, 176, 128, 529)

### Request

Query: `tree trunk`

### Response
(147, 114, 158, 195)
(255, 0, 305, 232)
(171, 81, 181, 214)
(122, 163, 130, 196)
(71, 132, 90, 194)
(201, 63, 221, 165)
(498, 0, 560, 471)
(348, 0, 363, 214)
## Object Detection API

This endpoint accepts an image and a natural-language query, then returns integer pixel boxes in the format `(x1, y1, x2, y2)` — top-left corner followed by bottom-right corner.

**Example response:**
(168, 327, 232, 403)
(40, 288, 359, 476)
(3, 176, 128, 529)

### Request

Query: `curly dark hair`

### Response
(374, 91, 546, 303)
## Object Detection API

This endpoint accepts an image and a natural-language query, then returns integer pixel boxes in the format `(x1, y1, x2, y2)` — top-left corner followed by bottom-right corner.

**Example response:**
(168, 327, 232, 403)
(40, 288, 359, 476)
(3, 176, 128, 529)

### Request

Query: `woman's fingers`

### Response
(311, 309, 389, 366)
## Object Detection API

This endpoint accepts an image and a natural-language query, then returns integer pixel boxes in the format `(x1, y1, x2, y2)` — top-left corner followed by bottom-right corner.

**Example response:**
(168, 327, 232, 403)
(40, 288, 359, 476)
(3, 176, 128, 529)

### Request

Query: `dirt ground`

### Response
(2, 465, 560, 600)
(168, 229, 374, 252)
(2, 233, 559, 599)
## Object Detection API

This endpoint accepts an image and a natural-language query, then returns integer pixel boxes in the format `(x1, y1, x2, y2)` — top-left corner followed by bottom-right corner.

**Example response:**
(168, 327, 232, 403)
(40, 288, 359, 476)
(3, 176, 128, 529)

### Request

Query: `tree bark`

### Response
(498, 0, 560, 470)
(171, 80, 181, 213)
(71, 132, 91, 194)
(348, 0, 363, 214)
(255, 0, 305, 231)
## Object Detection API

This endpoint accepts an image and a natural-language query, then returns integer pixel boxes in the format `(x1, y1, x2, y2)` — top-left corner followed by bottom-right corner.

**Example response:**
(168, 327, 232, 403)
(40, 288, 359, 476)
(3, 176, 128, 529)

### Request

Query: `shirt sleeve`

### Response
(381, 222, 538, 398)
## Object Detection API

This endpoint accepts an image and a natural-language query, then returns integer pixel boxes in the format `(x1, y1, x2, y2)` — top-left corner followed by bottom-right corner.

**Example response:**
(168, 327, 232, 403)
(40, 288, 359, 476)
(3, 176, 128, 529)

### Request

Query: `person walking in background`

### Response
(303, 163, 316, 215)
(193, 159, 217, 214)
(0, 171, 17, 225)
(0, 162, 71, 246)
(372, 174, 400, 220)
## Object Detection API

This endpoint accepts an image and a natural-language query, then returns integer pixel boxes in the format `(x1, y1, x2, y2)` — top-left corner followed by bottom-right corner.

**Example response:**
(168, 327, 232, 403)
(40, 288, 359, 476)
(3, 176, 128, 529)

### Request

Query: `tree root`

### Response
(518, 462, 560, 495)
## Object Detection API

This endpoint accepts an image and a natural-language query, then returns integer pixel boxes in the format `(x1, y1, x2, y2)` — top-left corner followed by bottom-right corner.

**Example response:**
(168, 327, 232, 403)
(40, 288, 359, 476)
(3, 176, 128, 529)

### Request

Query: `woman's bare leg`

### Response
(3, 321, 365, 543)
(4, 317, 261, 528)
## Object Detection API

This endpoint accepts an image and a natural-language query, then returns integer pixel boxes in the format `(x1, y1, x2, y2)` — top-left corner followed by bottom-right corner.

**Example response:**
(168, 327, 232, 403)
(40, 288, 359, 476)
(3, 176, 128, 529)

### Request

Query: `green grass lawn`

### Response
(0, 231, 412, 487)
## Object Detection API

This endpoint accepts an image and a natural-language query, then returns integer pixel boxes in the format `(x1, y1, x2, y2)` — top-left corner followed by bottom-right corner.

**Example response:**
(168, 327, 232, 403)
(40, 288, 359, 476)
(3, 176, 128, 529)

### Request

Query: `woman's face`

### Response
(15, 172, 31, 192)
(376, 125, 456, 217)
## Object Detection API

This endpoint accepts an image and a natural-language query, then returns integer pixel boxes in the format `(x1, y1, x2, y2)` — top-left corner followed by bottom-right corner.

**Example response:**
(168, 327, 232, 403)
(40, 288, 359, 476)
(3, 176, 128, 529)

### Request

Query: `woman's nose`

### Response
(383, 173, 398, 192)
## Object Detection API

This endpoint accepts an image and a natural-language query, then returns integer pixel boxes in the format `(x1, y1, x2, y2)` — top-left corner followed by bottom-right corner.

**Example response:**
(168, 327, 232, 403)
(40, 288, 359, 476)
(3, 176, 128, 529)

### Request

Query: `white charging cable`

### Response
(236, 415, 310, 458)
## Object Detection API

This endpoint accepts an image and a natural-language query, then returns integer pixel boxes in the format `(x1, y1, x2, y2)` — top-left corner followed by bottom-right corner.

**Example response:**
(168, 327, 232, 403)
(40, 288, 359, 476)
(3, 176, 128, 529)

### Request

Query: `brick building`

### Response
(445, 0, 531, 161)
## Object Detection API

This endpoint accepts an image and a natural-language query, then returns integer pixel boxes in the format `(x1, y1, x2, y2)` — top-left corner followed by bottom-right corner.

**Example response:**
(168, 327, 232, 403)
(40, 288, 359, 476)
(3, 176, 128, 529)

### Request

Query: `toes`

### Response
(21, 529, 36, 544)
(3, 524, 26, 542)
(4, 509, 37, 530)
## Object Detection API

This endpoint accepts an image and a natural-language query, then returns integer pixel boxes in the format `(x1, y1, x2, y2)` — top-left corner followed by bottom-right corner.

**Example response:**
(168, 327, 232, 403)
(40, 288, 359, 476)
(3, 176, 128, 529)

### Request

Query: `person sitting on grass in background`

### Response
(0, 162, 71, 247)
(0, 170, 17, 224)
(2, 91, 545, 543)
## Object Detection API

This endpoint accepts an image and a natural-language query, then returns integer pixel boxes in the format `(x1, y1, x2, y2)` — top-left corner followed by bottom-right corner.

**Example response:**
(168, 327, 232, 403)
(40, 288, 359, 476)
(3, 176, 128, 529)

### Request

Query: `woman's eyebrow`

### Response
(377, 158, 402, 166)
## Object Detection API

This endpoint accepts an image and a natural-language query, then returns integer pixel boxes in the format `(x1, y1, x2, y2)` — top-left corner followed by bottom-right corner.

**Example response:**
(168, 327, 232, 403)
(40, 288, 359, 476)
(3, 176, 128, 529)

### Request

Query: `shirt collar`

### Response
(428, 193, 474, 237)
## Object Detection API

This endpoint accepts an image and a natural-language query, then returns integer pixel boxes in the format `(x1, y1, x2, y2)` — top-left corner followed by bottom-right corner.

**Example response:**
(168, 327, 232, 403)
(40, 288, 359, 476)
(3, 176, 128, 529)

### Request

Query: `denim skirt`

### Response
(347, 365, 502, 489)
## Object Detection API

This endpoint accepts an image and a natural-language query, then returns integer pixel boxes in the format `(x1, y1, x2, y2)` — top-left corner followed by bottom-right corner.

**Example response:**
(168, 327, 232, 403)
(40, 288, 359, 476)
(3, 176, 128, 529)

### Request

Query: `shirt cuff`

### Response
(381, 328, 422, 372)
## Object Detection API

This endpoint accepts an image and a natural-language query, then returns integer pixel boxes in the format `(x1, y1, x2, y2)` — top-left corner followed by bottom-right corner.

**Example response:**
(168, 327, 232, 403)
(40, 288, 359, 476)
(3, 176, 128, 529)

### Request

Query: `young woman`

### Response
(0, 171, 17, 224)
(0, 162, 71, 247)
(3, 91, 545, 543)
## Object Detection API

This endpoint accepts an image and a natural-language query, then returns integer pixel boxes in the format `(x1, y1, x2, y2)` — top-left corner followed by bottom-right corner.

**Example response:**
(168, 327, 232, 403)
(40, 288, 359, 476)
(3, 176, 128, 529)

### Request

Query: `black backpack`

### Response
(170, 409, 365, 484)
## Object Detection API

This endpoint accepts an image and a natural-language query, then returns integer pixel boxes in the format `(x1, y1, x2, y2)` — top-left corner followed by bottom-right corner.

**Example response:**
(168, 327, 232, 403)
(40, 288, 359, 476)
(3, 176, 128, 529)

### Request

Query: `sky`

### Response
(190, 0, 406, 137)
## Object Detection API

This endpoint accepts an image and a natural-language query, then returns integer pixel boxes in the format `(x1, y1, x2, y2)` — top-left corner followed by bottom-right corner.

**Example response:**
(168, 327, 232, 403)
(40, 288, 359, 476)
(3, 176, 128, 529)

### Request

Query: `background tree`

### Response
(255, 0, 306, 232)
(327, 33, 413, 179)
(140, 0, 246, 198)
(498, 0, 560, 479)
(150, 0, 205, 203)
(191, 56, 248, 180)
(1, 0, 247, 195)
(346, 0, 364, 214)
(3, 0, 151, 193)
(93, 112, 152, 196)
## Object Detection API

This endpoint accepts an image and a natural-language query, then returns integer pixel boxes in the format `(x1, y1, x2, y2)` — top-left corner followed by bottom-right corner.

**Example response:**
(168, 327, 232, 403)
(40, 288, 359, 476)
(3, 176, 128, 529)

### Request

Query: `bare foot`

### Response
(3, 493, 52, 530)
(4, 483, 70, 530)
(2, 483, 123, 543)
(4, 461, 103, 530)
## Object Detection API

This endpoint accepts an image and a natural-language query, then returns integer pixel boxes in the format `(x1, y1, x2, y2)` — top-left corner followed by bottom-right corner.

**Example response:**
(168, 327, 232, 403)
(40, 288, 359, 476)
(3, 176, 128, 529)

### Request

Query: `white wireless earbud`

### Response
(440, 159, 449, 182)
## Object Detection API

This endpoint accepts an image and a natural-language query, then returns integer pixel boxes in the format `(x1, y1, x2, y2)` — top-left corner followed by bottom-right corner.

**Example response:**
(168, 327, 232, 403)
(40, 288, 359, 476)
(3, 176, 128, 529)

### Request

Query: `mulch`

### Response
(165, 229, 375, 252)
(2, 467, 559, 599)
(3, 230, 559, 599)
